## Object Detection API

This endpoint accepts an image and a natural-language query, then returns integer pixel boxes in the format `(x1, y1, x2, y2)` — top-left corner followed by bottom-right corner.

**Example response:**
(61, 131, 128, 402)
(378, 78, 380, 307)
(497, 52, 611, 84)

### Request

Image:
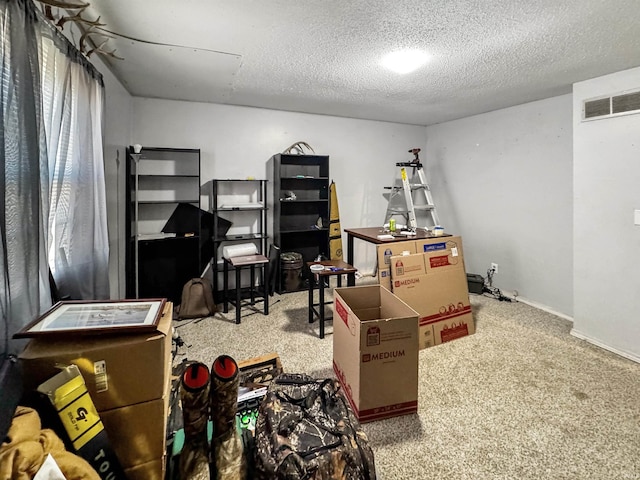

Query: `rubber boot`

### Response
(179, 362, 211, 480)
(210, 355, 246, 480)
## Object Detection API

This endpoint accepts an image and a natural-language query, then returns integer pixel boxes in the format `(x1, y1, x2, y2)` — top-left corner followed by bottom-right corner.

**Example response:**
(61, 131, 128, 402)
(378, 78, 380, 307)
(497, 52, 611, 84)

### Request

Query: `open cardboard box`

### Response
(332, 285, 419, 423)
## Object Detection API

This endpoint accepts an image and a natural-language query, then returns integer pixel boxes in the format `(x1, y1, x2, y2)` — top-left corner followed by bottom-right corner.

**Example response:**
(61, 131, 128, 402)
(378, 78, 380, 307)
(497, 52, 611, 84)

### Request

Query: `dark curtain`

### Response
(0, 0, 51, 359)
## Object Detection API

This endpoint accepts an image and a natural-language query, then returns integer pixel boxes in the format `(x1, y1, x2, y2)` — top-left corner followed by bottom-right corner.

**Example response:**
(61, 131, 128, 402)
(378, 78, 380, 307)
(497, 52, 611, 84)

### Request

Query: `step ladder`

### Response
(384, 162, 440, 232)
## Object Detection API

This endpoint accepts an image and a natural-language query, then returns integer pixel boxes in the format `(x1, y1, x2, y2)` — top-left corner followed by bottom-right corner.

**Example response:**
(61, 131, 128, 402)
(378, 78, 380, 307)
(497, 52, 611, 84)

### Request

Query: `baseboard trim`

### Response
(502, 291, 574, 323)
(570, 329, 640, 364)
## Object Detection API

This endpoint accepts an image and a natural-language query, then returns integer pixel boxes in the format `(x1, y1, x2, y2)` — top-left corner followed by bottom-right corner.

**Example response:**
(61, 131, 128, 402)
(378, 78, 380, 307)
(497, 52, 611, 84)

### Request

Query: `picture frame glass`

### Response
(14, 299, 166, 338)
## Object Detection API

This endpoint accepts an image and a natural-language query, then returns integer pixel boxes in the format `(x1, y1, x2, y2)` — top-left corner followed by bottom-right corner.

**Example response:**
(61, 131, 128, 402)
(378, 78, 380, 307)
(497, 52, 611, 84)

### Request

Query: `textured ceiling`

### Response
(88, 0, 640, 126)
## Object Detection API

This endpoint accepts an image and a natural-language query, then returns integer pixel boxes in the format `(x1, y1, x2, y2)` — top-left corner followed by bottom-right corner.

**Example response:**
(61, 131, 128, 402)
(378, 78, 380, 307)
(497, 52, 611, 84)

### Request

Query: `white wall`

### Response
(98, 63, 640, 362)
(131, 98, 426, 273)
(425, 95, 574, 316)
(93, 56, 134, 299)
(573, 68, 640, 361)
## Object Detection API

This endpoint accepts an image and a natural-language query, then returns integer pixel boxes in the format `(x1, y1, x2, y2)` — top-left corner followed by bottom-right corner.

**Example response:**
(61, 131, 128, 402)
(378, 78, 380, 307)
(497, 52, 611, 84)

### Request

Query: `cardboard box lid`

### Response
(392, 269, 471, 324)
(389, 252, 426, 278)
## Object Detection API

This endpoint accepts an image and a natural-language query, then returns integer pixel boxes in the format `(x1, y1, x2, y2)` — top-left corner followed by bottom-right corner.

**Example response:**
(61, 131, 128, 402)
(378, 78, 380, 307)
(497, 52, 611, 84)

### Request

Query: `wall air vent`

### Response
(612, 91, 640, 114)
(584, 98, 610, 119)
(583, 89, 640, 121)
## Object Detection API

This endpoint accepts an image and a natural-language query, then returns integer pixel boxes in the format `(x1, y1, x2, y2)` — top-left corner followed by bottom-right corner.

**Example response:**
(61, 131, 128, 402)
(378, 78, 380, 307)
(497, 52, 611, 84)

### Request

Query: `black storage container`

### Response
(467, 273, 485, 294)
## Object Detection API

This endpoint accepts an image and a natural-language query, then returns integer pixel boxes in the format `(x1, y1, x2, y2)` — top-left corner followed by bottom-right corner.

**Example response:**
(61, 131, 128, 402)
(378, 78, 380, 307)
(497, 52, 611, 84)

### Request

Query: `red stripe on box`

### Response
(419, 305, 472, 326)
(333, 362, 418, 422)
(359, 403, 418, 422)
(333, 361, 359, 415)
(335, 299, 349, 327)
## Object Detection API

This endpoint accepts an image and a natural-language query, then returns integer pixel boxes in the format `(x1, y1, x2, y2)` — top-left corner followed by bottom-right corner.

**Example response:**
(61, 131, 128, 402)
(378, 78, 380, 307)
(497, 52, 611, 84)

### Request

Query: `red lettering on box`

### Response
(440, 322, 469, 343)
(429, 255, 451, 268)
(359, 400, 418, 422)
(394, 277, 420, 288)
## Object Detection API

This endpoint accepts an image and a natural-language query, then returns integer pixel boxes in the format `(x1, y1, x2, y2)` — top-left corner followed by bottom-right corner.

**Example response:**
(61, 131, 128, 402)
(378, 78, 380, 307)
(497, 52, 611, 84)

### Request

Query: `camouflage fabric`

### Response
(210, 355, 240, 440)
(179, 362, 211, 480)
(210, 355, 246, 480)
(253, 373, 376, 480)
(212, 426, 247, 480)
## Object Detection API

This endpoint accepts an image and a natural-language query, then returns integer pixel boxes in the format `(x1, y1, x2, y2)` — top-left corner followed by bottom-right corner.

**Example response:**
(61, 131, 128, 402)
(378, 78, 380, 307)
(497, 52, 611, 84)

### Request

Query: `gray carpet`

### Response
(173, 286, 640, 480)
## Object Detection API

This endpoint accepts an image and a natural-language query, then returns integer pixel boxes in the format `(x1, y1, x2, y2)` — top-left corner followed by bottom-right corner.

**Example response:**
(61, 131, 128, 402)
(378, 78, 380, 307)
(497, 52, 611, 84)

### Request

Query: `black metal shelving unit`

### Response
(266, 154, 330, 293)
(210, 179, 268, 301)
(125, 146, 202, 303)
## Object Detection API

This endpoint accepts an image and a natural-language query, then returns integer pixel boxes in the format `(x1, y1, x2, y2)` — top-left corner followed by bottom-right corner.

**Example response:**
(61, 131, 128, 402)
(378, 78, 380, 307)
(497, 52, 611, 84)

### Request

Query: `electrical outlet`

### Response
(491, 262, 498, 274)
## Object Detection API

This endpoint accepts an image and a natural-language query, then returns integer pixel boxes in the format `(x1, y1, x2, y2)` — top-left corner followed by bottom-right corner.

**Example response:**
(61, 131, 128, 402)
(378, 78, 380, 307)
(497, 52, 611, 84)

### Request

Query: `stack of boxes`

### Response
(19, 303, 174, 479)
(375, 235, 474, 349)
(390, 236, 474, 349)
(333, 234, 474, 423)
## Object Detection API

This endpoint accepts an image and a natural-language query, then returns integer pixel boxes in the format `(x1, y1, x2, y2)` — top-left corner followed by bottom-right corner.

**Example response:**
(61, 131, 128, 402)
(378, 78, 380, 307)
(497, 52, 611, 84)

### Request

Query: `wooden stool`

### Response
(307, 259, 357, 338)
(223, 254, 269, 324)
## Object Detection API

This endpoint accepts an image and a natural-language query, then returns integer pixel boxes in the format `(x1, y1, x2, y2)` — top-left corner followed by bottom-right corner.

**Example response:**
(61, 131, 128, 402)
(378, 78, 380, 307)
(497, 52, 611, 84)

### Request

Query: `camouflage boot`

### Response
(179, 362, 211, 480)
(210, 355, 246, 480)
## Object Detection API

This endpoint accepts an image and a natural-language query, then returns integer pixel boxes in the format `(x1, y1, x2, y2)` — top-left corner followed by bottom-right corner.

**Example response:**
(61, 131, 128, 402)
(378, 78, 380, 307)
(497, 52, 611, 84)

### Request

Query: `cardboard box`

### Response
(20, 303, 173, 411)
(415, 235, 464, 261)
(376, 241, 416, 270)
(391, 238, 474, 349)
(416, 269, 475, 347)
(124, 456, 166, 480)
(100, 395, 169, 469)
(332, 285, 419, 423)
(390, 252, 426, 279)
(238, 352, 283, 386)
(377, 268, 391, 290)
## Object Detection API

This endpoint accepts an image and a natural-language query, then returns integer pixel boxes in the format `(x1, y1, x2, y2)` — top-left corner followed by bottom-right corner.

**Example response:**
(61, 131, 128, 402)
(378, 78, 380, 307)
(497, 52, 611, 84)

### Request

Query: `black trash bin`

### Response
(280, 252, 303, 291)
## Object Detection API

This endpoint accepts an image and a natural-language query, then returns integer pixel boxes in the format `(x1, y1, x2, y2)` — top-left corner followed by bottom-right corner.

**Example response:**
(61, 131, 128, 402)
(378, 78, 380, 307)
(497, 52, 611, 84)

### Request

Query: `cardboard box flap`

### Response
(333, 285, 384, 310)
(352, 307, 383, 322)
(389, 253, 426, 278)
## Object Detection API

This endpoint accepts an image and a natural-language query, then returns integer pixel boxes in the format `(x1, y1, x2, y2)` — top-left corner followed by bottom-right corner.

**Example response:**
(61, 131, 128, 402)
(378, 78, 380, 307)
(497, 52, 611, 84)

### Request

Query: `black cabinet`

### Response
(267, 154, 330, 293)
(209, 179, 268, 299)
(125, 146, 202, 303)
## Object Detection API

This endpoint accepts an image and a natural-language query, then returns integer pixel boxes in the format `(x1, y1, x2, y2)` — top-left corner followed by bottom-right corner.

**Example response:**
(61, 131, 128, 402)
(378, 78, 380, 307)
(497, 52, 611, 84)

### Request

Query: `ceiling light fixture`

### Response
(381, 49, 430, 74)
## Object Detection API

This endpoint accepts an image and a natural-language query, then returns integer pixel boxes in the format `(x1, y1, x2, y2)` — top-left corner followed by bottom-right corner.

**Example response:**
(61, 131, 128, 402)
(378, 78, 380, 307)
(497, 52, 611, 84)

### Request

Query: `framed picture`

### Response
(14, 299, 167, 338)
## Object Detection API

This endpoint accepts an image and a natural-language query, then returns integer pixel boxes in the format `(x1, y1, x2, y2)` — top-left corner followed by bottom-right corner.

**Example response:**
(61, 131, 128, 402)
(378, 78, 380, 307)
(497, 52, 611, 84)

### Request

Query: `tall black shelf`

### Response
(125, 146, 202, 303)
(210, 179, 268, 300)
(267, 153, 330, 293)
